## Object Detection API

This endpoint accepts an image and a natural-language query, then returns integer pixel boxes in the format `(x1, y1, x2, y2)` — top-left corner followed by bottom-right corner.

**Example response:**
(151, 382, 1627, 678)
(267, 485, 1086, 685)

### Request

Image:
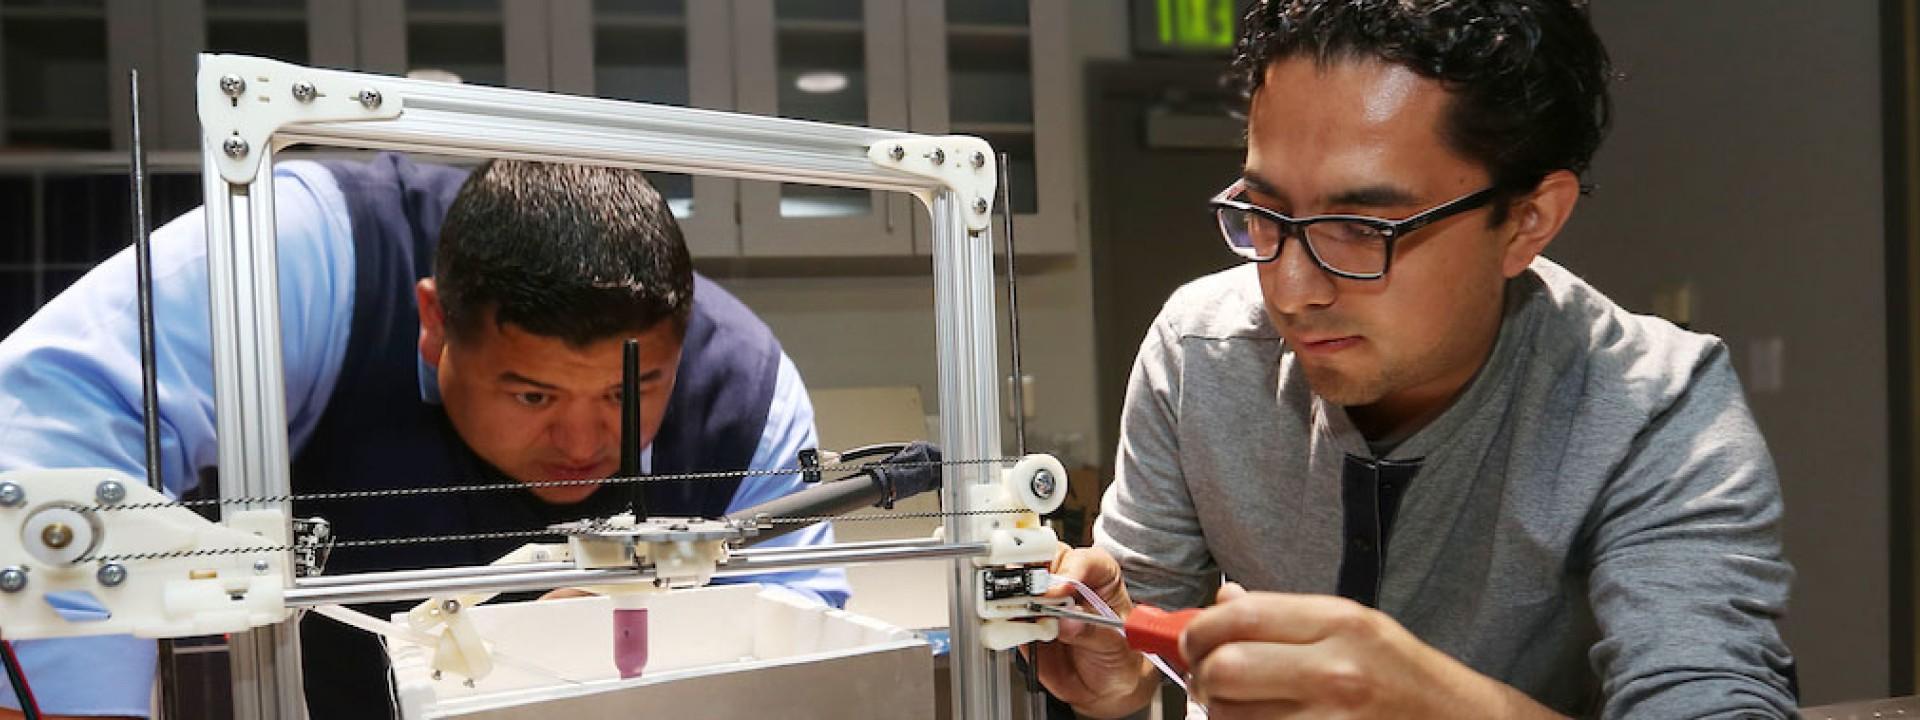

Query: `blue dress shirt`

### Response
(0, 161, 845, 716)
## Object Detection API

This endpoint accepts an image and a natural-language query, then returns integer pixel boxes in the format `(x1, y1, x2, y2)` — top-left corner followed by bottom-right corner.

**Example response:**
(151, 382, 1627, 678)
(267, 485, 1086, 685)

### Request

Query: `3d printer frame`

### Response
(190, 54, 1030, 720)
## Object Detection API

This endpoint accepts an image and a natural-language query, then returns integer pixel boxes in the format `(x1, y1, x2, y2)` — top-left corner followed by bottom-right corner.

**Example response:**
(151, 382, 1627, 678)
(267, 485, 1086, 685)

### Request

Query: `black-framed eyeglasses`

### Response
(1210, 179, 1498, 280)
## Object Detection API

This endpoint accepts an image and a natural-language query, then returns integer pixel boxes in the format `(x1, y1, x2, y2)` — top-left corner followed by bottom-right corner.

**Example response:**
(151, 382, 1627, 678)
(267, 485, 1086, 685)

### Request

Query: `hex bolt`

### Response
(222, 136, 250, 159)
(1030, 470, 1057, 504)
(928, 148, 947, 165)
(253, 559, 271, 575)
(0, 482, 23, 508)
(42, 523, 73, 550)
(973, 198, 990, 215)
(97, 563, 128, 587)
(291, 81, 317, 103)
(219, 74, 246, 98)
(356, 88, 383, 110)
(96, 479, 126, 505)
(0, 567, 25, 593)
(889, 145, 906, 161)
(971, 151, 987, 169)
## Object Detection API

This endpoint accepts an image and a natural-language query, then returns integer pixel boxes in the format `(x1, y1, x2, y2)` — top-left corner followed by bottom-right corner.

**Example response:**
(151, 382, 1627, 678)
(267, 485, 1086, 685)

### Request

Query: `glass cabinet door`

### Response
(1, 0, 111, 150)
(205, 0, 309, 64)
(907, 0, 1075, 254)
(583, 0, 738, 256)
(404, 0, 506, 87)
(733, 0, 912, 257)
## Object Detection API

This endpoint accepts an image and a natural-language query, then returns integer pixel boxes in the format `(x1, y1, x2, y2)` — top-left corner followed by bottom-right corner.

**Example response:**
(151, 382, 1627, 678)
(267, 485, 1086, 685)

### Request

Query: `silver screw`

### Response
(222, 136, 249, 159)
(889, 145, 906, 162)
(219, 74, 246, 98)
(96, 479, 126, 505)
(97, 563, 127, 587)
(928, 149, 946, 165)
(431, 670, 443, 681)
(971, 151, 987, 169)
(356, 88, 383, 109)
(0, 482, 23, 508)
(1030, 469, 1057, 503)
(973, 198, 990, 215)
(291, 81, 317, 103)
(463, 678, 476, 688)
(0, 567, 24, 593)
(253, 559, 271, 575)
(441, 599, 460, 615)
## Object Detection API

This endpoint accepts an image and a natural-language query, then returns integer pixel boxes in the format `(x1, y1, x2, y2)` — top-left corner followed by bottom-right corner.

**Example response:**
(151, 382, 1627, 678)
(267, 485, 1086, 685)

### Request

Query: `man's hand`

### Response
(1182, 584, 1566, 719)
(1027, 546, 1159, 719)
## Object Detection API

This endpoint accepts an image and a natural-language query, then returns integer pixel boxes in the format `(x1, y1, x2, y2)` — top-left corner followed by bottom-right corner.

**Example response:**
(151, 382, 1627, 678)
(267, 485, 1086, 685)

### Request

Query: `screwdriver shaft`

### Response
(1028, 603, 1124, 630)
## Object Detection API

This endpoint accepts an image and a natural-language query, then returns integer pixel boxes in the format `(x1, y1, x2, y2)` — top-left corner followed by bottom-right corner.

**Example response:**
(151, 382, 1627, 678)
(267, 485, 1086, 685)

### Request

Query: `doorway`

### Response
(1087, 59, 1245, 469)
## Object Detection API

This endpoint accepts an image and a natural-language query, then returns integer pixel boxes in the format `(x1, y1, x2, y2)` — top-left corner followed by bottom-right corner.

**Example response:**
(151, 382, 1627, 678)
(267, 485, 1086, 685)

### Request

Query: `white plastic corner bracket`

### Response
(198, 54, 404, 185)
(867, 136, 1000, 235)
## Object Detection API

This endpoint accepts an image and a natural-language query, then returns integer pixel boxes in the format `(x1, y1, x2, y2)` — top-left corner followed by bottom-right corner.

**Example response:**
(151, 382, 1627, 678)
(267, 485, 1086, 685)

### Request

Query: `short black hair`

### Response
(1232, 0, 1612, 202)
(435, 160, 693, 346)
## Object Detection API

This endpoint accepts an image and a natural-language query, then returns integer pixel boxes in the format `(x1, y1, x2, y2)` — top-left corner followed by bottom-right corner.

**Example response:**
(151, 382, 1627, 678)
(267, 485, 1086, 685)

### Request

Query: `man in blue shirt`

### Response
(0, 154, 846, 718)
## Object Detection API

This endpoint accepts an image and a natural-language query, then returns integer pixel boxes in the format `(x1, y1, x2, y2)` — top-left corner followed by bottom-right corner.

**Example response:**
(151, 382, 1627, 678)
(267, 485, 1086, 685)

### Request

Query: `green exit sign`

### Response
(1133, 0, 1241, 55)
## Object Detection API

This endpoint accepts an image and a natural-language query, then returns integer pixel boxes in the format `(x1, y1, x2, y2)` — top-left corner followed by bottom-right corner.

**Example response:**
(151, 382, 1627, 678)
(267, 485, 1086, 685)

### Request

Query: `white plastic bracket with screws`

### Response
(868, 136, 1000, 236)
(964, 454, 1069, 650)
(0, 468, 291, 640)
(198, 55, 403, 185)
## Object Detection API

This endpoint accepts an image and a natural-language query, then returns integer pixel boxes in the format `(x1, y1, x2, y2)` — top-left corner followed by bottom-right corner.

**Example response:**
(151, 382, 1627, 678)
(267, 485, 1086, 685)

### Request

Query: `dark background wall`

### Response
(1553, 1, 1894, 703)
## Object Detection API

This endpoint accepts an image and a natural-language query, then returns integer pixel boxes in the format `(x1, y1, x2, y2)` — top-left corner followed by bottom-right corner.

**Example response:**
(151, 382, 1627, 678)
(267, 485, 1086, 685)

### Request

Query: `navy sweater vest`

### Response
(289, 153, 782, 717)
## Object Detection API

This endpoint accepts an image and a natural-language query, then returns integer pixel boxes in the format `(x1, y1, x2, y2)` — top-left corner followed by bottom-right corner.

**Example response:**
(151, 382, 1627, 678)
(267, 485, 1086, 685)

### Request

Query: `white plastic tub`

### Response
(386, 584, 936, 719)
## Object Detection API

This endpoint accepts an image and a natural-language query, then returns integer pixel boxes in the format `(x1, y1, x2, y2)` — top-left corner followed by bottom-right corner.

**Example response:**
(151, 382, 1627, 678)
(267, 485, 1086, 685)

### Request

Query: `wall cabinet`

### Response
(0, 0, 1081, 263)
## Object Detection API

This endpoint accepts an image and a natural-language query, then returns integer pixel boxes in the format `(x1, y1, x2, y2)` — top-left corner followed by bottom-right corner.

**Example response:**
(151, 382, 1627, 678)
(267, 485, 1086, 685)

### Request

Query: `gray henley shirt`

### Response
(1094, 258, 1796, 718)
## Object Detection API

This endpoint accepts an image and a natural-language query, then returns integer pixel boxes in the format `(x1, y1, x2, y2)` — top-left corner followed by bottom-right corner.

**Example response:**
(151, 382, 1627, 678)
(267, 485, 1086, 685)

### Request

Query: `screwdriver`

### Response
(1028, 602, 1203, 675)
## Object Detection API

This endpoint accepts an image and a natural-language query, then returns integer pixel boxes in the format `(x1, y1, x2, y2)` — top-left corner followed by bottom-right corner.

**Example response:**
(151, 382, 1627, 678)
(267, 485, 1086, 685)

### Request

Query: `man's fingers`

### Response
(1032, 641, 1097, 703)
(1199, 698, 1309, 720)
(1052, 615, 1131, 654)
(1216, 581, 1248, 603)
(539, 587, 596, 600)
(1181, 592, 1371, 663)
(1045, 547, 1128, 604)
(1187, 640, 1329, 704)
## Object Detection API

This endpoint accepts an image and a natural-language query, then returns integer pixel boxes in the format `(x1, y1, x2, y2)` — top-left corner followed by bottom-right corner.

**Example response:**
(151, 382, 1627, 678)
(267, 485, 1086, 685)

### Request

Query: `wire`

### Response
(1051, 577, 1204, 717)
(0, 639, 42, 720)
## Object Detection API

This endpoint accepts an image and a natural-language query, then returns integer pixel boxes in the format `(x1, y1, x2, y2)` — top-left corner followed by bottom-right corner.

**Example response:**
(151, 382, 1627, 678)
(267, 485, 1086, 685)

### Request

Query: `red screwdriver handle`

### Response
(1123, 605, 1202, 676)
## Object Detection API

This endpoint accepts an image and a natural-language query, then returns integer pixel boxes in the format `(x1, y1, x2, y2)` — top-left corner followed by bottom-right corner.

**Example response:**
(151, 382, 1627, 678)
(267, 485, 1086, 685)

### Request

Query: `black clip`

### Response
(798, 448, 823, 484)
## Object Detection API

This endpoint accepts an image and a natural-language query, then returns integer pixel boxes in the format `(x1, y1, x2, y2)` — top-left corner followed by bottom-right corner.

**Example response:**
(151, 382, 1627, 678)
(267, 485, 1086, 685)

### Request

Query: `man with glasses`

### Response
(1033, 1, 1795, 718)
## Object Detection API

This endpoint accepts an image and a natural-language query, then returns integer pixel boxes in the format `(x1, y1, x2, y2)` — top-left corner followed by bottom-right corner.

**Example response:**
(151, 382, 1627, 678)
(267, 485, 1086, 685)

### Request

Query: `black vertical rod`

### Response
(621, 338, 647, 517)
(129, 68, 180, 720)
(130, 68, 162, 491)
(998, 152, 1027, 456)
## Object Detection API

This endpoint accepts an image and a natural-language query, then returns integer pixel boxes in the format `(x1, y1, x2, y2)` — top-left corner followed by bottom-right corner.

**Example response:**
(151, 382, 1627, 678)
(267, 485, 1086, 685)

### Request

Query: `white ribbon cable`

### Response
(1049, 575, 1205, 718)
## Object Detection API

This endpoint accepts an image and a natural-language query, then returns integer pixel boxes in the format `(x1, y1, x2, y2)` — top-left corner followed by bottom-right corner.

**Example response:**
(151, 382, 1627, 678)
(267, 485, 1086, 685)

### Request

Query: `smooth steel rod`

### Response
(292, 561, 577, 588)
(285, 541, 989, 607)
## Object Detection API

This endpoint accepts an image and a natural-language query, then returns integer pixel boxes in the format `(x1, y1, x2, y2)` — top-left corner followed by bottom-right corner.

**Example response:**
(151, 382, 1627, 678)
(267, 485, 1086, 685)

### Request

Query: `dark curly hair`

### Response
(1232, 0, 1612, 206)
(436, 160, 694, 346)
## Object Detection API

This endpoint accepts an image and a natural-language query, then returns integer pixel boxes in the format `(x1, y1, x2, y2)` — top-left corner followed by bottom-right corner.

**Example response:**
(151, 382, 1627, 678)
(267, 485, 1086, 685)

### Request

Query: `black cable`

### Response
(1, 639, 42, 720)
